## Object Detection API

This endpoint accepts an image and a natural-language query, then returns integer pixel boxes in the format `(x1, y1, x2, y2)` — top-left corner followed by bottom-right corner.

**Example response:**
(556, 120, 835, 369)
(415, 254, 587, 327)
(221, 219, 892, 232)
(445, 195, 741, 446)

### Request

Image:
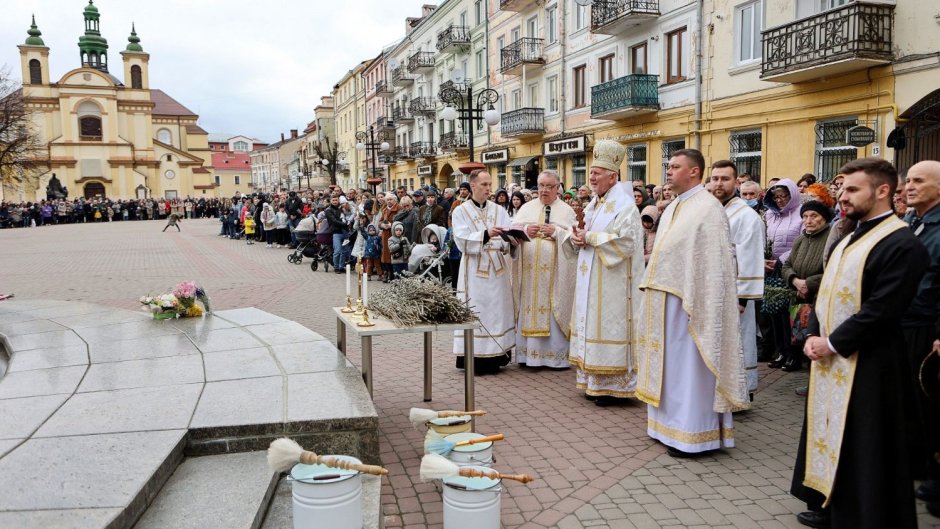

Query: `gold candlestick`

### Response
(354, 297, 364, 316)
(341, 295, 355, 313)
(357, 305, 375, 327)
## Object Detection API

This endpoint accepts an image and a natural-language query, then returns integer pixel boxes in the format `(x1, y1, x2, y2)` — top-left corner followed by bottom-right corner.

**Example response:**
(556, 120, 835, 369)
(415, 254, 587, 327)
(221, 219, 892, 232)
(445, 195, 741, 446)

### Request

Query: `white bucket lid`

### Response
(290, 455, 361, 484)
(443, 465, 500, 491)
(446, 432, 493, 453)
(427, 415, 471, 426)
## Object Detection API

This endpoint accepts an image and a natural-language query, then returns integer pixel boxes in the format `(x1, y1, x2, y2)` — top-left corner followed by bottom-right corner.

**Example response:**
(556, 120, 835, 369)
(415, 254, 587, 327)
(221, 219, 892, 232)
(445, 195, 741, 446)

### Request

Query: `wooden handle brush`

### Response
(267, 438, 388, 477)
(424, 432, 504, 456)
(419, 453, 535, 484)
(408, 407, 486, 429)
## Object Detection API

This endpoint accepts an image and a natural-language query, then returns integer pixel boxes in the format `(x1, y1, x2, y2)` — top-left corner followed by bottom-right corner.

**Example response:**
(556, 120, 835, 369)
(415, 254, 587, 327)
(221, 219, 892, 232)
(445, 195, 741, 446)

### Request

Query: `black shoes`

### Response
(782, 357, 803, 372)
(768, 354, 786, 368)
(666, 447, 707, 459)
(796, 510, 830, 528)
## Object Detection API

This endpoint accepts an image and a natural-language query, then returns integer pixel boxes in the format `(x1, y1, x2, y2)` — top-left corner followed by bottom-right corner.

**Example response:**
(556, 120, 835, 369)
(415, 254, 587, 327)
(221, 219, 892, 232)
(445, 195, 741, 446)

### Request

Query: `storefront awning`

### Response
(507, 156, 538, 168)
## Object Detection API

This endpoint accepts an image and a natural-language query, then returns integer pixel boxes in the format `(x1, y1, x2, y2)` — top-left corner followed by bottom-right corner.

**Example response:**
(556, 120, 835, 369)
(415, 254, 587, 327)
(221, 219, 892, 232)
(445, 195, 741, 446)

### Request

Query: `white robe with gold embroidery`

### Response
(638, 185, 749, 452)
(452, 200, 515, 357)
(561, 182, 645, 397)
(724, 197, 765, 394)
(512, 198, 577, 368)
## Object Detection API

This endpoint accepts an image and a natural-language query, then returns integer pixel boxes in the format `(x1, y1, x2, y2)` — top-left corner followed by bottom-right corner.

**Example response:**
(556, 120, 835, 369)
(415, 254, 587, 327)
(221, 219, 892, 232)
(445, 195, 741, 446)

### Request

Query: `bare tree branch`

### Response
(312, 134, 341, 186)
(0, 67, 44, 189)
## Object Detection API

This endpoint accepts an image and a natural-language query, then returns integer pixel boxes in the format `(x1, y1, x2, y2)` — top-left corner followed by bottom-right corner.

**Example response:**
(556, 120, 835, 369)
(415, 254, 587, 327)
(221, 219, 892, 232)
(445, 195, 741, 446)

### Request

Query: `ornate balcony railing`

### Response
(591, 74, 660, 119)
(410, 141, 437, 158)
(761, 2, 894, 83)
(374, 80, 391, 94)
(437, 25, 470, 52)
(439, 131, 469, 152)
(408, 51, 436, 73)
(375, 116, 395, 131)
(500, 108, 544, 137)
(500, 38, 544, 75)
(391, 66, 414, 86)
(499, 0, 538, 12)
(394, 146, 411, 160)
(392, 106, 413, 123)
(409, 97, 438, 116)
(439, 80, 470, 95)
(590, 0, 660, 34)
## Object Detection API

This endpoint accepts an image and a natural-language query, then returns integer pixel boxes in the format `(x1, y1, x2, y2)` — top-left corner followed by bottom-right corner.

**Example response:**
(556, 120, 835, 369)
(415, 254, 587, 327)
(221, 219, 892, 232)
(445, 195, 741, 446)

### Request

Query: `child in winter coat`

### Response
(362, 224, 382, 281)
(388, 221, 410, 279)
(640, 205, 659, 264)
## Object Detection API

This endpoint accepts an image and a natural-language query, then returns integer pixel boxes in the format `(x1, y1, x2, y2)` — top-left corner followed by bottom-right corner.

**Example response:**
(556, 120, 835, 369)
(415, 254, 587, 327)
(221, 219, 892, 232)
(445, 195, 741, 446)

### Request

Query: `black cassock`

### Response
(791, 214, 929, 529)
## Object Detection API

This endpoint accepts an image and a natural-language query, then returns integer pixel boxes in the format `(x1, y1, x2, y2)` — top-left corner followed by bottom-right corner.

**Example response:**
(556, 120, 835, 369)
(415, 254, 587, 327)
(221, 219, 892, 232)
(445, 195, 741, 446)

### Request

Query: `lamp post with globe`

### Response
(355, 126, 390, 195)
(438, 72, 500, 174)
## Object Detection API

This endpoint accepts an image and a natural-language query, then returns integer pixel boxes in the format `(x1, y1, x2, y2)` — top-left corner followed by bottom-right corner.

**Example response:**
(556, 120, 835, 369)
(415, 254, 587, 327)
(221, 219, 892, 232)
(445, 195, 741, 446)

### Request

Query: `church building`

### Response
(9, 1, 214, 202)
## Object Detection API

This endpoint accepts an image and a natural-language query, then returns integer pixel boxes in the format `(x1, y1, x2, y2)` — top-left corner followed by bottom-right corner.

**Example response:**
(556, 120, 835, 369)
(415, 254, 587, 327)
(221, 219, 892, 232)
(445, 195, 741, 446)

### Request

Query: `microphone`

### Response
(544, 205, 551, 224)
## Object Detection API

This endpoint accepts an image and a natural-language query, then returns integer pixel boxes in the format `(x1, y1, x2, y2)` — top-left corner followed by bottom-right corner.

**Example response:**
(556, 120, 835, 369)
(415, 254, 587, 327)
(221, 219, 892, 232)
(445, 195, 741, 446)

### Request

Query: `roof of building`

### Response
(151, 89, 197, 117)
(186, 124, 208, 135)
(211, 151, 252, 170)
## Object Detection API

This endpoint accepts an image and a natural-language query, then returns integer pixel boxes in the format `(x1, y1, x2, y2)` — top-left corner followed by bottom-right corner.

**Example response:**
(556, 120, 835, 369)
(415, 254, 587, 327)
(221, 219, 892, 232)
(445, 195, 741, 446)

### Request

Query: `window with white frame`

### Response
(528, 83, 539, 107)
(547, 6, 558, 44)
(735, 0, 763, 64)
(527, 16, 538, 38)
(512, 89, 522, 110)
(628, 145, 647, 183)
(476, 50, 485, 80)
(547, 76, 559, 113)
(730, 130, 762, 180)
(575, 4, 587, 30)
(474, 0, 483, 26)
(572, 155, 587, 188)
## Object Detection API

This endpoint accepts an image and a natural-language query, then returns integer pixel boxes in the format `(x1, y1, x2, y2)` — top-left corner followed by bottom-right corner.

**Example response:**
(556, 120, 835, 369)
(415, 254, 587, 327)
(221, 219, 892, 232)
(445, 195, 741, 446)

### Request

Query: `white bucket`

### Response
(442, 465, 501, 529)
(445, 432, 494, 467)
(426, 415, 472, 435)
(290, 456, 362, 529)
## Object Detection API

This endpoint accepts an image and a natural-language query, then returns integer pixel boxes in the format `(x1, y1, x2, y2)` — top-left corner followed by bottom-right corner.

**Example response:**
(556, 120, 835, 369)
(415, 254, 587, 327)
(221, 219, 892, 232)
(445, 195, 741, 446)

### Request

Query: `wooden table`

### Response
(333, 308, 481, 423)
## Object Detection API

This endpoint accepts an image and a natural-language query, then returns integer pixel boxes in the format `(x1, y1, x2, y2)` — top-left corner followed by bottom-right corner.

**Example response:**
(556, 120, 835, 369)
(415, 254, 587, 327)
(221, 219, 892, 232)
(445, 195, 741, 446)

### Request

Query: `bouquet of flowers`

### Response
(140, 281, 211, 319)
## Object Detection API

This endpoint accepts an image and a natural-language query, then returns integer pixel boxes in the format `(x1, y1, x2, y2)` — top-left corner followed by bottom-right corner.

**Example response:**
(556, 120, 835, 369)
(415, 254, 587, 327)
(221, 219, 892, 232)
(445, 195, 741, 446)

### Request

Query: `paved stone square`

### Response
(1, 219, 937, 528)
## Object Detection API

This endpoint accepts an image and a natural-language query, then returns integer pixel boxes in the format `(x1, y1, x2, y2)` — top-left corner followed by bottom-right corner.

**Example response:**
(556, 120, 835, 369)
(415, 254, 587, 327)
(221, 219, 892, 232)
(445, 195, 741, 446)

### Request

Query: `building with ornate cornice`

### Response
(8, 1, 214, 202)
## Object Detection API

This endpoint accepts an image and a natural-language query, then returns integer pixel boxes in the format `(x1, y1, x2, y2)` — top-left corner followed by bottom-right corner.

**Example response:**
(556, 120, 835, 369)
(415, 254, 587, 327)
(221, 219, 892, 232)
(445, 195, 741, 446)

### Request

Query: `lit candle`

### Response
(362, 274, 368, 306)
(345, 264, 351, 297)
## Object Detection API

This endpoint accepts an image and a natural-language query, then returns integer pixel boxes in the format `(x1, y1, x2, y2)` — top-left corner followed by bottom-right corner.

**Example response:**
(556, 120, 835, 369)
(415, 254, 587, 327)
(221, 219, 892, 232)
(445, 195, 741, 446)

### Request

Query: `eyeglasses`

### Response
(537, 184, 559, 190)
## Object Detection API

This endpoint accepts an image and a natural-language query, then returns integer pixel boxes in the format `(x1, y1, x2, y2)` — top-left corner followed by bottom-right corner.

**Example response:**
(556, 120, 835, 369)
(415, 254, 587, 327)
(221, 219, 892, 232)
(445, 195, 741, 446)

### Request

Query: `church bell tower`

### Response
(78, 0, 109, 72)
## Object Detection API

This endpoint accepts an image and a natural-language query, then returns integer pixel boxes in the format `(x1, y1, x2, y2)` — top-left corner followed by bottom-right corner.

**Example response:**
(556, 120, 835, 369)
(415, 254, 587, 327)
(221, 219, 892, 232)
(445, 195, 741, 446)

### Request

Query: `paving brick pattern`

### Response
(1, 219, 937, 528)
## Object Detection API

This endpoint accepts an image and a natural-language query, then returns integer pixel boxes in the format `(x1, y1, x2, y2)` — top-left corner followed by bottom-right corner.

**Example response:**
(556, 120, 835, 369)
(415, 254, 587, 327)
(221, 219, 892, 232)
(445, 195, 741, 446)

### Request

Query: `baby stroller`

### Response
(405, 224, 450, 284)
(287, 216, 317, 265)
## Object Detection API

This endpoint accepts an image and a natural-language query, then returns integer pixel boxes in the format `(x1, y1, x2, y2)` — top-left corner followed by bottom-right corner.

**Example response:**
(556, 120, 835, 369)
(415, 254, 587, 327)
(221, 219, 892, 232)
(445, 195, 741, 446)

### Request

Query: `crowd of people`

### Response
(0, 196, 229, 228)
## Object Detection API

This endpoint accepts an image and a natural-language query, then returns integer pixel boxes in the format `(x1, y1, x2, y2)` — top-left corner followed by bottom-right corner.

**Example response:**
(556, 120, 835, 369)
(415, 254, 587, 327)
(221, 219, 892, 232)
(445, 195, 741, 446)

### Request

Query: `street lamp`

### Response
(355, 125, 390, 194)
(438, 73, 500, 173)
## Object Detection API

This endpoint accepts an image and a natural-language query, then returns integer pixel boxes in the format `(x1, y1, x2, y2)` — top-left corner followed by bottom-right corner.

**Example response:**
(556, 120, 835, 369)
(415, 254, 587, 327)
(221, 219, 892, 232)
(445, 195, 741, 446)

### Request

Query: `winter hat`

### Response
(800, 200, 833, 223)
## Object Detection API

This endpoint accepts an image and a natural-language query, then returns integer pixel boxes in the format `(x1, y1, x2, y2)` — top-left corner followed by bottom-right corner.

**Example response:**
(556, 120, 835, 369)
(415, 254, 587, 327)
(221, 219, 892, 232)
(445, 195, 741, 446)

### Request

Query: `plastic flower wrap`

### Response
(139, 281, 210, 319)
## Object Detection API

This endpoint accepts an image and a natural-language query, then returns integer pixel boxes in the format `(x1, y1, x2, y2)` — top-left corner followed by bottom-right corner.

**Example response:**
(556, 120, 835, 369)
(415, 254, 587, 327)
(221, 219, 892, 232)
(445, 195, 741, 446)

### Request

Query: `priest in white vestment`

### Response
(709, 161, 765, 399)
(637, 149, 750, 456)
(562, 140, 645, 405)
(511, 170, 577, 368)
(452, 169, 517, 373)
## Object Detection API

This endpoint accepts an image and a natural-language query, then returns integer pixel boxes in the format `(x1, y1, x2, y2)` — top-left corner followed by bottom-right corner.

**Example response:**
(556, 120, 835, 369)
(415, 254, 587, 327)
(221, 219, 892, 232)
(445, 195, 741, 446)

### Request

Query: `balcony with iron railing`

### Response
(410, 141, 437, 159)
(375, 116, 395, 131)
(392, 106, 413, 124)
(394, 145, 411, 160)
(407, 51, 436, 73)
(374, 80, 392, 94)
(439, 80, 471, 95)
(500, 37, 544, 76)
(437, 25, 470, 53)
(590, 74, 660, 120)
(590, 0, 660, 34)
(499, 0, 538, 12)
(409, 97, 438, 117)
(500, 108, 544, 138)
(391, 66, 414, 86)
(760, 2, 894, 83)
(439, 131, 469, 152)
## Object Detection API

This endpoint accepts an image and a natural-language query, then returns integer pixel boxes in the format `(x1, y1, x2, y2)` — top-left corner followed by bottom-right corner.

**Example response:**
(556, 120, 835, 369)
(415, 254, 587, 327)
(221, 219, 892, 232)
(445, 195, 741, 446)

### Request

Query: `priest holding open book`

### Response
(561, 140, 646, 406)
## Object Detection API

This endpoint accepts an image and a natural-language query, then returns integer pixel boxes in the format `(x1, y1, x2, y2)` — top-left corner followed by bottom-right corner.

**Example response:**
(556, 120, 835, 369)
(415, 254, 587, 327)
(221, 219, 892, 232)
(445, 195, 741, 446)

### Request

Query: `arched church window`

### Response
(77, 101, 102, 141)
(157, 128, 172, 145)
(130, 65, 142, 89)
(29, 59, 42, 85)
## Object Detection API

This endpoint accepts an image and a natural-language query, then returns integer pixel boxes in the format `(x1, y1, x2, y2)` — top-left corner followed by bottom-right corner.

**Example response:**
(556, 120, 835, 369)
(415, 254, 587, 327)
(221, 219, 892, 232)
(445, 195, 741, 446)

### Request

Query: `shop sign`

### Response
(609, 130, 661, 142)
(543, 135, 587, 157)
(417, 164, 434, 176)
(845, 125, 876, 147)
(482, 149, 509, 164)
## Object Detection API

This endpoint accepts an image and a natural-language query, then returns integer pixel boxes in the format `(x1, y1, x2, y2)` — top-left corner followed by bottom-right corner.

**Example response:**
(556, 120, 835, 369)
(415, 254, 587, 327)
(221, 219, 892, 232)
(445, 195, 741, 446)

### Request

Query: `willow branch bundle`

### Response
(368, 277, 476, 326)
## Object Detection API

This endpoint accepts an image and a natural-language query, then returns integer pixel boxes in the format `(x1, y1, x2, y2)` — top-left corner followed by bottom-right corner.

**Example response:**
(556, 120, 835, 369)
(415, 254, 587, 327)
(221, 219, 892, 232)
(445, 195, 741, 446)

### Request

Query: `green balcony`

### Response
(590, 74, 659, 120)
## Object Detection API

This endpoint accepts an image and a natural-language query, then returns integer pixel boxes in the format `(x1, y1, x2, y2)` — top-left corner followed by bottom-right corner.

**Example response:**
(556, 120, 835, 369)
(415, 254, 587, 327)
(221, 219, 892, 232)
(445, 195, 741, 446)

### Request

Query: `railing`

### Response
(590, 74, 660, 117)
(392, 106, 413, 123)
(439, 131, 469, 151)
(437, 25, 470, 51)
(375, 116, 394, 130)
(409, 97, 437, 116)
(500, 108, 544, 136)
(391, 66, 413, 85)
(408, 51, 436, 72)
(410, 141, 437, 158)
(590, 0, 660, 32)
(394, 146, 411, 159)
(500, 38, 544, 73)
(761, 2, 893, 80)
(440, 80, 470, 95)
(374, 80, 391, 93)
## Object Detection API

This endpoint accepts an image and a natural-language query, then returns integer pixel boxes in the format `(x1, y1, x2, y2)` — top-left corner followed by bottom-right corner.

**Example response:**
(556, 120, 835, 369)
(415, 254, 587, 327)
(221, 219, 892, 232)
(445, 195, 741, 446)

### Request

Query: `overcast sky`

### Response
(1, 0, 433, 143)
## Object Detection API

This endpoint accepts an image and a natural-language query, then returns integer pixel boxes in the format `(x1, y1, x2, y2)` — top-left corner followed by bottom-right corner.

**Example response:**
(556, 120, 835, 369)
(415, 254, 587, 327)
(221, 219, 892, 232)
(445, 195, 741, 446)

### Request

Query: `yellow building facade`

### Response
(8, 3, 213, 202)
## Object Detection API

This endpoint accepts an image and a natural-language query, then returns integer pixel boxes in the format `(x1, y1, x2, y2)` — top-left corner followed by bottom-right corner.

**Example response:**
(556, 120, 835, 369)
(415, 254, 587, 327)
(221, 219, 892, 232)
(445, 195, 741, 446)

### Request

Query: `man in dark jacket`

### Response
(286, 191, 303, 248)
(325, 195, 347, 272)
(415, 191, 446, 243)
(393, 196, 417, 243)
